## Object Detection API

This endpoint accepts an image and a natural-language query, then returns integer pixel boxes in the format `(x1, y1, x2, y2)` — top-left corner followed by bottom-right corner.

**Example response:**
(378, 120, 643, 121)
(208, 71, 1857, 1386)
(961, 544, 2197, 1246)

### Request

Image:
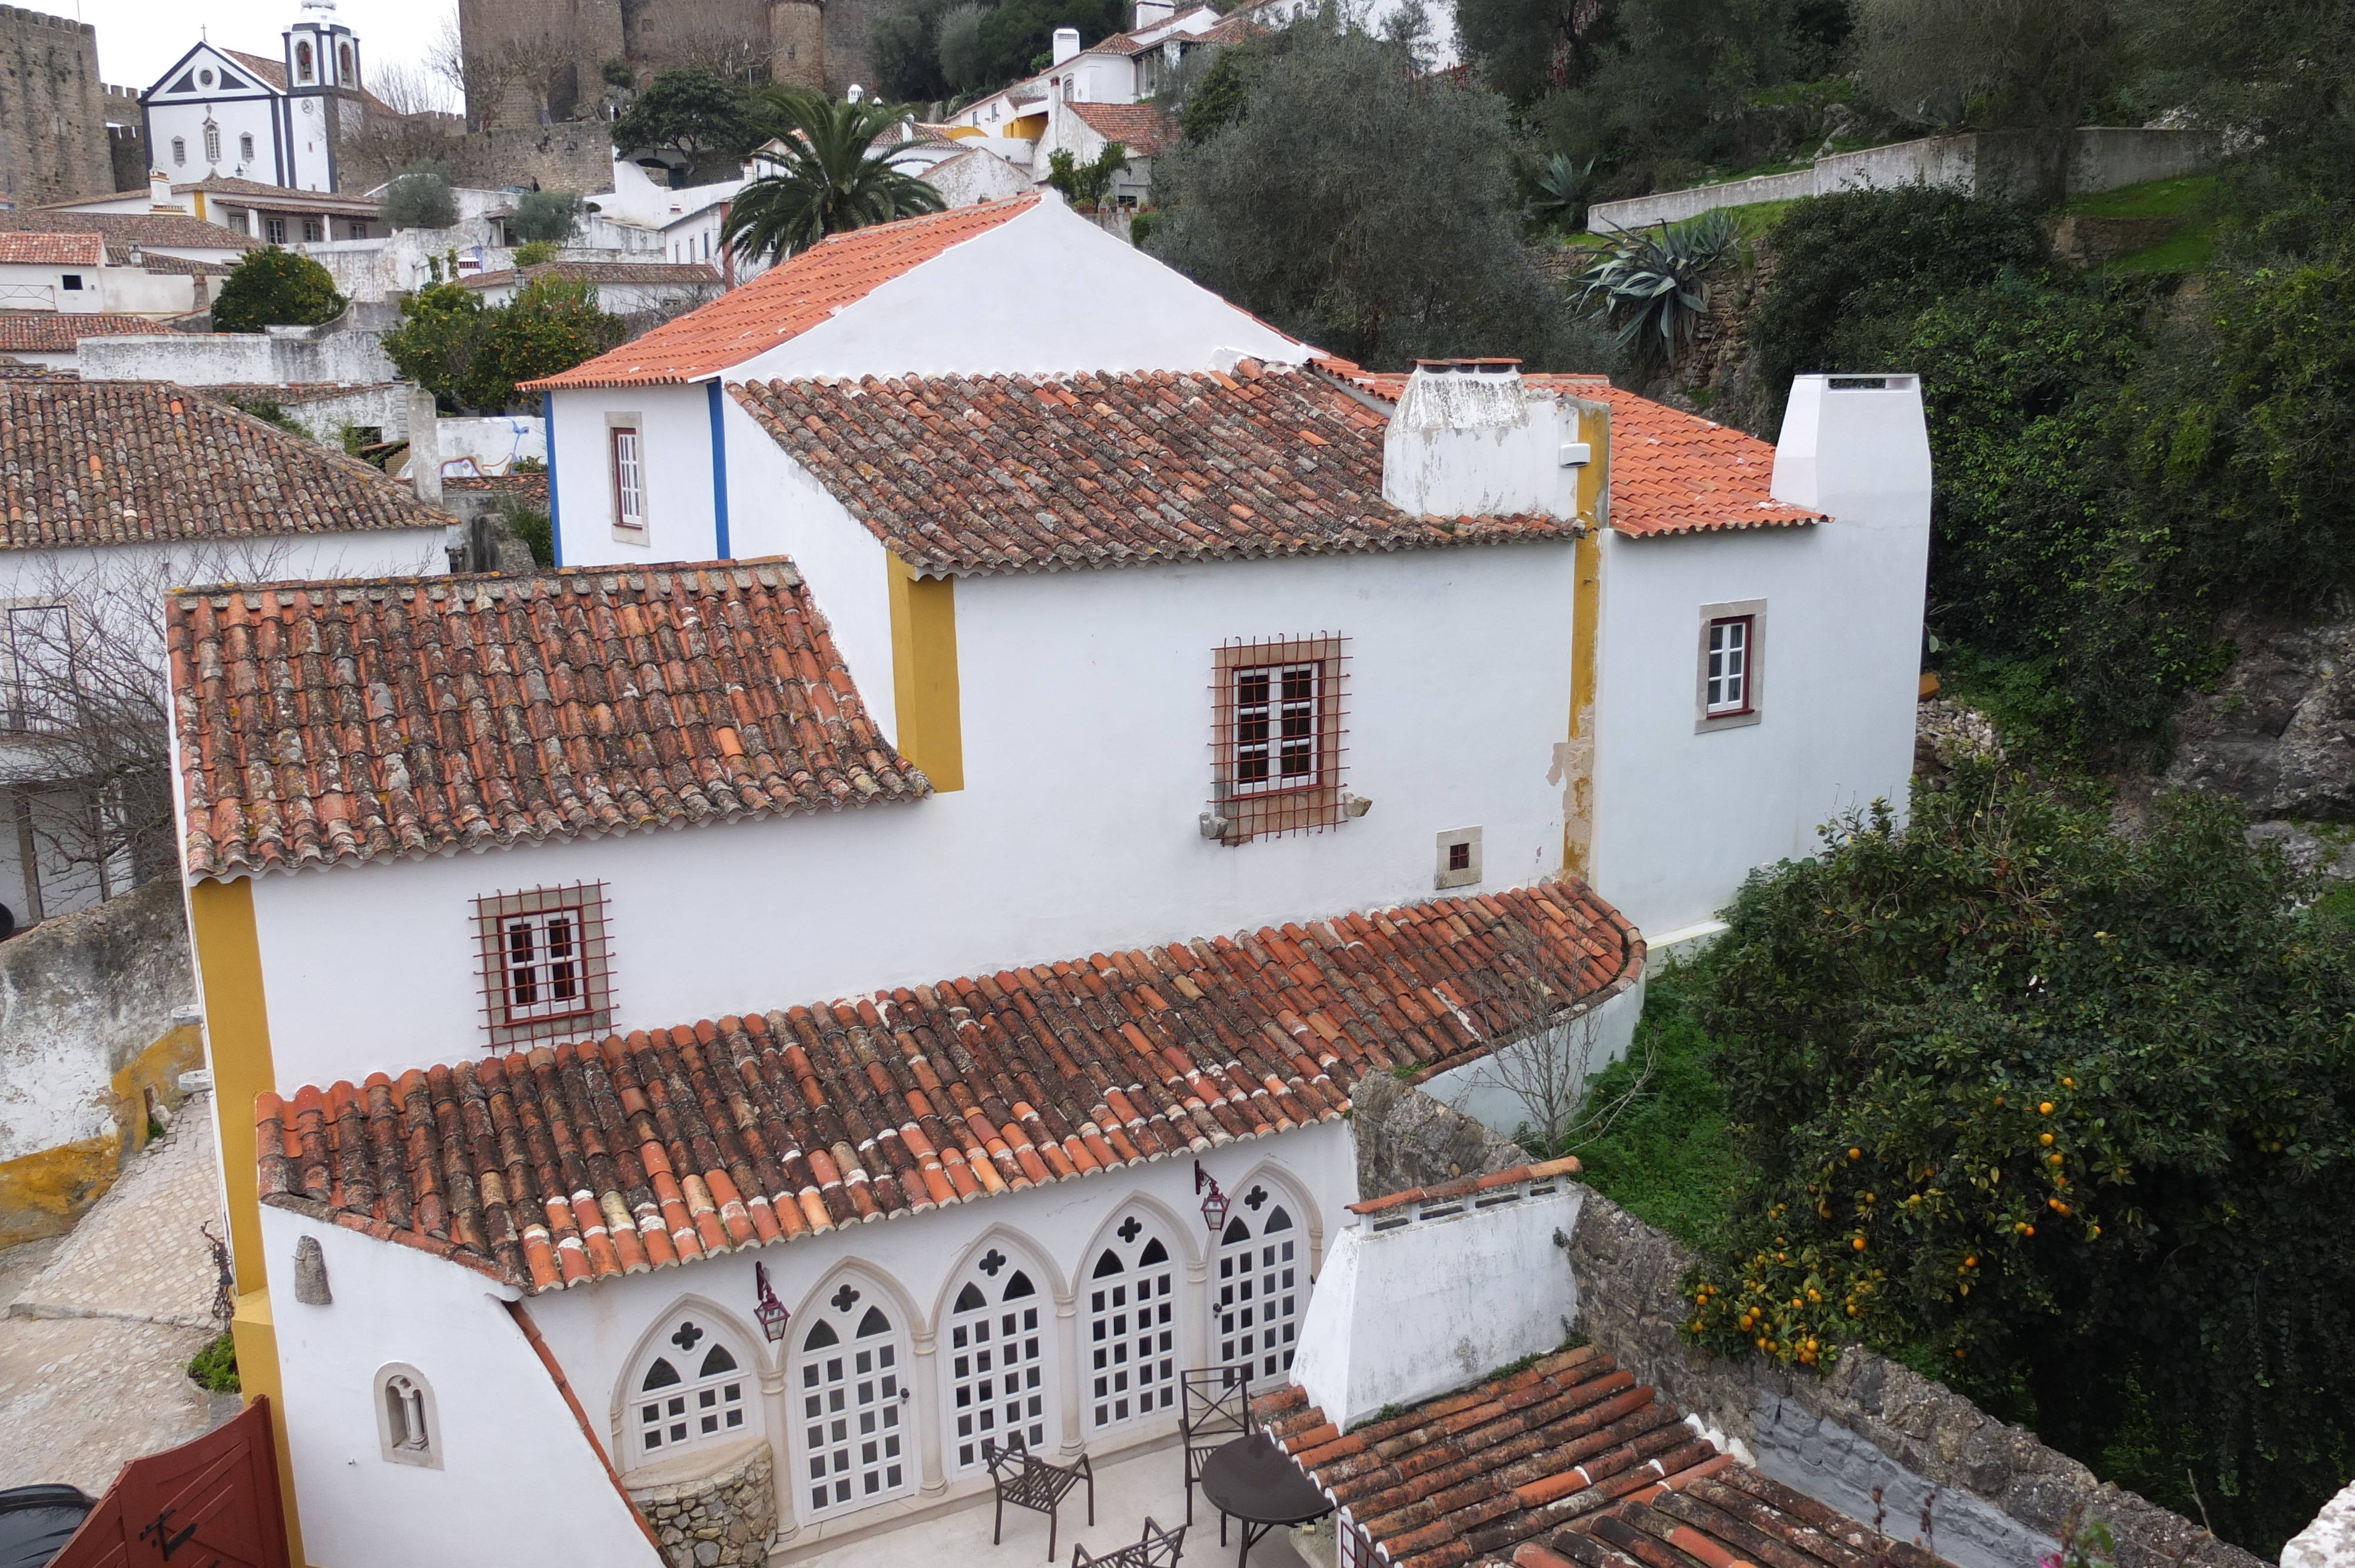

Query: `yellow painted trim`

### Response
(233, 1287, 306, 1566)
(189, 878, 274, 1291)
(191, 190, 207, 222)
(1564, 401, 1610, 879)
(887, 552, 964, 792)
(0, 1023, 205, 1247)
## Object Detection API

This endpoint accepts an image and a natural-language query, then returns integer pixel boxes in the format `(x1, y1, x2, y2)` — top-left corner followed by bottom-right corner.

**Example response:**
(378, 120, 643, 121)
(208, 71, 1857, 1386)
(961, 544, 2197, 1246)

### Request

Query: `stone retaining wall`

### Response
(629, 1439, 775, 1568)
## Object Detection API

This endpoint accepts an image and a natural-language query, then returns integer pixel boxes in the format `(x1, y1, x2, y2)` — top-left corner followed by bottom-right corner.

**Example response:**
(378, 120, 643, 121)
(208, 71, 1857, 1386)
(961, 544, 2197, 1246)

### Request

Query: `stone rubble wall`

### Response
(1348, 1071, 1529, 1200)
(2286, 1481, 2355, 1568)
(630, 1440, 775, 1568)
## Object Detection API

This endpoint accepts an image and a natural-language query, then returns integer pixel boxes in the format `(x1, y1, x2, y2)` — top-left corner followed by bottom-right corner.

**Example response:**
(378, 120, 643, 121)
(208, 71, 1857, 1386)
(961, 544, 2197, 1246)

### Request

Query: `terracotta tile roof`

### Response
(172, 177, 384, 217)
(443, 471, 549, 506)
(0, 314, 168, 352)
(192, 381, 402, 406)
(0, 232, 104, 265)
(1258, 1358, 1967, 1568)
(256, 878, 1637, 1292)
(0, 378, 447, 552)
(0, 209, 257, 253)
(526, 198, 1039, 391)
(139, 253, 240, 275)
(460, 261, 722, 291)
(1067, 101, 1180, 157)
(222, 49, 288, 90)
(728, 361, 1571, 576)
(1310, 358, 1824, 537)
(167, 558, 928, 881)
(1189, 16, 1263, 45)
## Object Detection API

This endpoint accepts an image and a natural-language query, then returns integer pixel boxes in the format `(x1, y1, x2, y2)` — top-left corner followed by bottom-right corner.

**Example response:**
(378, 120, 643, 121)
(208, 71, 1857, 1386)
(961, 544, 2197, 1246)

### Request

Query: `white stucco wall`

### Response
(546, 386, 717, 566)
(1292, 1175, 1580, 1430)
(436, 416, 545, 475)
(75, 322, 397, 386)
(1422, 977, 1644, 1140)
(261, 1206, 663, 1568)
(1587, 377, 1931, 938)
(523, 1122, 1353, 1550)
(238, 536, 1577, 1091)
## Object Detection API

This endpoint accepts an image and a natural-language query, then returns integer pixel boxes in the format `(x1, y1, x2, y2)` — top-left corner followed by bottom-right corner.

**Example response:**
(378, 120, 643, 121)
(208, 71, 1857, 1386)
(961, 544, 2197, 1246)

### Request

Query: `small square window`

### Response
(473, 883, 614, 1045)
(1695, 601, 1766, 732)
(1435, 826, 1482, 889)
(59, 274, 81, 291)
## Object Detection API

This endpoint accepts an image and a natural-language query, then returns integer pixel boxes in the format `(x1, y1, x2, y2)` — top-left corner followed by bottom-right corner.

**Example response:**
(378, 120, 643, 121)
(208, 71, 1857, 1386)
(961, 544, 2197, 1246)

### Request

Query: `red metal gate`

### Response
(50, 1397, 289, 1568)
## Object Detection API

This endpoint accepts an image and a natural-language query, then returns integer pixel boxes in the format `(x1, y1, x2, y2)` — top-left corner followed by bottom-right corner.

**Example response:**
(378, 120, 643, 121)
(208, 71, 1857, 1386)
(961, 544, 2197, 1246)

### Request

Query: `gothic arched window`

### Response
(797, 1285, 912, 1518)
(1085, 1210, 1178, 1432)
(632, 1316, 751, 1463)
(1216, 1181, 1308, 1378)
(943, 1246, 1052, 1470)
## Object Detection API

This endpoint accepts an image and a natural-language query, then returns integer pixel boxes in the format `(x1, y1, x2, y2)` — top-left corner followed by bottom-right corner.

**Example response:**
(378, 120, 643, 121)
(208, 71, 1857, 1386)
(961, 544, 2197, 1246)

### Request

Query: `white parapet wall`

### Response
(1588, 127, 2214, 234)
(77, 319, 397, 386)
(1292, 1160, 1584, 1430)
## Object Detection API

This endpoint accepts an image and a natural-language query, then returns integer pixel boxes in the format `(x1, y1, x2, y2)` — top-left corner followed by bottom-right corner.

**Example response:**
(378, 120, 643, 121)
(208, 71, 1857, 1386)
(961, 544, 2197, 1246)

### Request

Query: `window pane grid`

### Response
(1705, 617, 1750, 715)
(473, 882, 614, 1047)
(1211, 635, 1348, 842)
(613, 428, 645, 528)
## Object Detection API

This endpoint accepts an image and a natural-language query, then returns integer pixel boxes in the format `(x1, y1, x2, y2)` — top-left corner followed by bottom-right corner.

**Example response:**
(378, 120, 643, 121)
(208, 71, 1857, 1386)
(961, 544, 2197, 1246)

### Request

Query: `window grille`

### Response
(611, 426, 646, 530)
(1209, 635, 1347, 842)
(1706, 617, 1750, 715)
(472, 883, 614, 1046)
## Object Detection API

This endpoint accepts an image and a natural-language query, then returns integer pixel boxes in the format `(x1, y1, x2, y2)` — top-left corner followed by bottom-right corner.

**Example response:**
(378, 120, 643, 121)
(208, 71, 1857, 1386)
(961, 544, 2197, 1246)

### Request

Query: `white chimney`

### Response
(1381, 359, 1585, 521)
(1291, 1161, 1583, 1429)
(150, 168, 172, 210)
(847, 82, 864, 102)
(407, 385, 442, 506)
(1769, 373, 1932, 531)
(1133, 0, 1175, 27)
(1052, 25, 1082, 63)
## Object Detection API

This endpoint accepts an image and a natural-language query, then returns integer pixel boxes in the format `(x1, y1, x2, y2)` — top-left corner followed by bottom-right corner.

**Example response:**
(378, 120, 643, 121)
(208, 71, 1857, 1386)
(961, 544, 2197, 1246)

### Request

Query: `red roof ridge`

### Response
(526, 197, 1041, 391)
(1346, 1154, 1582, 1216)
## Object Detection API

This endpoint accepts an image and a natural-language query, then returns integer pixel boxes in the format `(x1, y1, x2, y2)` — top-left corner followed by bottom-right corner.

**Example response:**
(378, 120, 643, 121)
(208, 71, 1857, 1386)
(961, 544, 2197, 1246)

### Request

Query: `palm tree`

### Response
(722, 91, 947, 263)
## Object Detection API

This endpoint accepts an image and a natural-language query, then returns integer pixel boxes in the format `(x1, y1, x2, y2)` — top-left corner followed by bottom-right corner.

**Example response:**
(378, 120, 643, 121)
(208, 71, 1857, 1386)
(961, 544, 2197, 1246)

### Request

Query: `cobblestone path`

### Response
(0, 1095, 240, 1495)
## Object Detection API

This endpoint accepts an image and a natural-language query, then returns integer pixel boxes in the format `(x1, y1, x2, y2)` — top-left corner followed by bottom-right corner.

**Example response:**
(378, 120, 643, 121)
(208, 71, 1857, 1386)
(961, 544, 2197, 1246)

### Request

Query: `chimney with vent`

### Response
(1381, 359, 1589, 523)
(150, 168, 172, 210)
(1769, 373, 1931, 531)
(1291, 1160, 1583, 1428)
(1052, 25, 1082, 63)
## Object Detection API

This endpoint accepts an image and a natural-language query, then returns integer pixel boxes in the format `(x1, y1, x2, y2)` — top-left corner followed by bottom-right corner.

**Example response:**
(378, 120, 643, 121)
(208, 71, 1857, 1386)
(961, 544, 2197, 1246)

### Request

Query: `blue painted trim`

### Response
(707, 380, 732, 560)
(545, 394, 563, 567)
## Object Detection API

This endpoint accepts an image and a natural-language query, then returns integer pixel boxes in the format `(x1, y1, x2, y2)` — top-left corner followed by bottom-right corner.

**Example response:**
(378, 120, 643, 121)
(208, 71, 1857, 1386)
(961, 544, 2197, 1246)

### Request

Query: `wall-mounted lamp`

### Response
(755, 1261, 790, 1343)
(1195, 1162, 1230, 1235)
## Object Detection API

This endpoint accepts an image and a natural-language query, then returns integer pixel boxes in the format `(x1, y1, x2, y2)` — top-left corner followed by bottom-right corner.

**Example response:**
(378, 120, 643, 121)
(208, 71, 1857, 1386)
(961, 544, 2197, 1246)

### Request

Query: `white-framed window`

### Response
(374, 1363, 440, 1468)
(204, 121, 221, 162)
(1234, 660, 1321, 794)
(610, 423, 646, 533)
(228, 211, 250, 235)
(1085, 1211, 1177, 1433)
(265, 217, 287, 244)
(472, 882, 614, 1046)
(944, 1250, 1051, 1471)
(302, 217, 323, 242)
(1215, 1182, 1306, 1380)
(635, 1317, 751, 1463)
(171, 137, 186, 165)
(797, 1286, 912, 1519)
(1696, 601, 1766, 732)
(240, 132, 256, 162)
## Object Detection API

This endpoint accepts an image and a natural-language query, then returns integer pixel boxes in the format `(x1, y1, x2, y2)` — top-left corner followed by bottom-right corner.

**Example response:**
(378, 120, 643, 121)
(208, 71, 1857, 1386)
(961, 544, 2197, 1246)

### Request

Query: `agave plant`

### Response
(1525, 152, 1596, 232)
(721, 91, 946, 263)
(1572, 208, 1739, 368)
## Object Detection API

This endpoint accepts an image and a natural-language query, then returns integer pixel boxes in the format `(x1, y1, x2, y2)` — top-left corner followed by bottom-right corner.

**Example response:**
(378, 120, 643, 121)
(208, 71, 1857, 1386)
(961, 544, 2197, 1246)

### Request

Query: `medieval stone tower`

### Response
(457, 0, 884, 127)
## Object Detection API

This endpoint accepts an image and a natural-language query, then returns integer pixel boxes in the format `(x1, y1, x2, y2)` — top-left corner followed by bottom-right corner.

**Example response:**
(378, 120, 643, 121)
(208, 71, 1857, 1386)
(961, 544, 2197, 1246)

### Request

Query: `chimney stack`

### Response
(149, 168, 172, 210)
(1769, 374, 1931, 531)
(407, 385, 442, 506)
(1133, 0, 1175, 26)
(1381, 359, 1586, 523)
(1052, 25, 1082, 63)
(1291, 1160, 1584, 1429)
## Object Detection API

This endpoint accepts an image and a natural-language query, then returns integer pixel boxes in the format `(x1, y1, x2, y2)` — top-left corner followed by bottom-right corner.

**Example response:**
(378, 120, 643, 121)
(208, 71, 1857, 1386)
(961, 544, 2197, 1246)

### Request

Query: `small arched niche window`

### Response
(634, 1317, 751, 1463)
(339, 43, 355, 84)
(374, 1363, 440, 1468)
(296, 41, 314, 82)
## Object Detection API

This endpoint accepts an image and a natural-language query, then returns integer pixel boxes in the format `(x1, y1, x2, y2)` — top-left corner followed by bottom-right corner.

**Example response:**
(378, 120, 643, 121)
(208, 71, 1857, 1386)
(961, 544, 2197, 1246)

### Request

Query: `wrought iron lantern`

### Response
(754, 1261, 790, 1343)
(1195, 1162, 1231, 1235)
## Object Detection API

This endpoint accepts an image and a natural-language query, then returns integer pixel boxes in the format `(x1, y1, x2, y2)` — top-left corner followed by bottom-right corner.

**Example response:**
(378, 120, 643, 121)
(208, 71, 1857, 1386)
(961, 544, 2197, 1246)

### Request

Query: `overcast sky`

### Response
(77, 0, 461, 108)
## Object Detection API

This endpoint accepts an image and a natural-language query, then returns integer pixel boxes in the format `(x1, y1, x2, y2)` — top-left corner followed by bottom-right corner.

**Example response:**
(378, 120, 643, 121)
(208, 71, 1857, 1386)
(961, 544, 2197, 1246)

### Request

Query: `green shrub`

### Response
(1685, 770, 2355, 1557)
(512, 240, 560, 267)
(227, 396, 305, 434)
(188, 1331, 240, 1394)
(502, 503, 553, 565)
(509, 190, 584, 245)
(210, 247, 345, 333)
(383, 165, 459, 231)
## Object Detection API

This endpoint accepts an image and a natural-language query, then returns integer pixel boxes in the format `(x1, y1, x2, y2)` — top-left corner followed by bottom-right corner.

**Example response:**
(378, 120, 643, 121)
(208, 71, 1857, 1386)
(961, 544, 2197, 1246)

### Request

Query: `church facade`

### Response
(140, 0, 369, 194)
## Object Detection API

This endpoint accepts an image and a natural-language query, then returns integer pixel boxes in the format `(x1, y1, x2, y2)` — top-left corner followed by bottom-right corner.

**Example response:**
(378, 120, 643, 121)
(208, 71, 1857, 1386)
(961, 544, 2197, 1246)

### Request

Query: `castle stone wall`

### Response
(0, 6, 115, 205)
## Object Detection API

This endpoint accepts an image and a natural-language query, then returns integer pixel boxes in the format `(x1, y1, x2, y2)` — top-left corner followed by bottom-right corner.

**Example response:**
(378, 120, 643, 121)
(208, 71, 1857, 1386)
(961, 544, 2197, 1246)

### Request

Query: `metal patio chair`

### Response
(1179, 1364, 1253, 1538)
(984, 1435, 1096, 1562)
(1072, 1516, 1186, 1567)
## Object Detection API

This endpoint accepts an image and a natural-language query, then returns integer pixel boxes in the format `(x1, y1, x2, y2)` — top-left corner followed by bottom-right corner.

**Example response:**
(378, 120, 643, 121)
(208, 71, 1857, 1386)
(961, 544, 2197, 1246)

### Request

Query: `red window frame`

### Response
(611, 426, 646, 531)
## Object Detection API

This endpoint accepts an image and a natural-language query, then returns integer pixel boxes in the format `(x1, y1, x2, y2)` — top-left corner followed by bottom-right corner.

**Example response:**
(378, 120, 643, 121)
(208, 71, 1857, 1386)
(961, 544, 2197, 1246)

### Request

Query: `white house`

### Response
(459, 261, 724, 318)
(0, 233, 107, 314)
(140, 0, 377, 193)
(0, 378, 452, 934)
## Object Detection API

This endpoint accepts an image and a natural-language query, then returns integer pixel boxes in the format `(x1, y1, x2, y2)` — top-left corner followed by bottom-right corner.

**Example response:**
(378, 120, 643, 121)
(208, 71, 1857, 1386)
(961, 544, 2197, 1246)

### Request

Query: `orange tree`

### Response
(1681, 766, 2355, 1556)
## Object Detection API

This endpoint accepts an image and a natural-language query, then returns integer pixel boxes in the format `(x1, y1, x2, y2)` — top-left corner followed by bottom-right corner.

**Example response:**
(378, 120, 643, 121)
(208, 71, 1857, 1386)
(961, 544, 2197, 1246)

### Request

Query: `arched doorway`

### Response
(1215, 1178, 1308, 1380)
(794, 1281, 914, 1520)
(1083, 1207, 1179, 1434)
(941, 1239, 1057, 1471)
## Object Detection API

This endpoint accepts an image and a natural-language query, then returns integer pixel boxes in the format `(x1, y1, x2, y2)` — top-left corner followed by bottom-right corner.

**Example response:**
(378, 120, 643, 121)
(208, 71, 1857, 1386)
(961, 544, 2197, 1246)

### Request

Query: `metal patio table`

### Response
(1196, 1431, 1333, 1568)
